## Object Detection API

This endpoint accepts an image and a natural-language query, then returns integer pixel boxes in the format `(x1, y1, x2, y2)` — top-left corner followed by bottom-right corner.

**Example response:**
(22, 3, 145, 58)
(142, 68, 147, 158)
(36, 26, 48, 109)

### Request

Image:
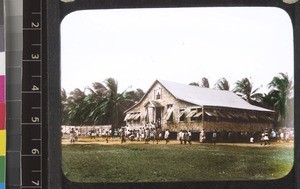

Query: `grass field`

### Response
(62, 139, 293, 183)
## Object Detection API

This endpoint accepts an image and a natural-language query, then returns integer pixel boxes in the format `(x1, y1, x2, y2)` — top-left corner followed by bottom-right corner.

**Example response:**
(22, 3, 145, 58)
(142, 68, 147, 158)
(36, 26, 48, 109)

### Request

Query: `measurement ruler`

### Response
(22, 0, 45, 188)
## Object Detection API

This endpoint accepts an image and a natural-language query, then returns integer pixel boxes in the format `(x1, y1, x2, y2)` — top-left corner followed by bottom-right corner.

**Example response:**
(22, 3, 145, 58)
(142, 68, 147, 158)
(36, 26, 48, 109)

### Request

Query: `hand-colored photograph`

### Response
(60, 7, 294, 183)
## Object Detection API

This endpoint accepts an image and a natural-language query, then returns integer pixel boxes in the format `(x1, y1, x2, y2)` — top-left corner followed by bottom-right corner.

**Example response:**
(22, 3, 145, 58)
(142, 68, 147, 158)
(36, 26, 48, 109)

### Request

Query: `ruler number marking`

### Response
(31, 117, 40, 123)
(32, 85, 40, 91)
(32, 180, 40, 186)
(31, 53, 40, 60)
(31, 149, 40, 155)
(31, 22, 40, 28)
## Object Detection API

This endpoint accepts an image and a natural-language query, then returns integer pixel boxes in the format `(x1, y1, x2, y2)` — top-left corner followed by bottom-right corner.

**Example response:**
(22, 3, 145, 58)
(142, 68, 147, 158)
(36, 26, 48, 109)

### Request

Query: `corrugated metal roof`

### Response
(158, 79, 273, 112)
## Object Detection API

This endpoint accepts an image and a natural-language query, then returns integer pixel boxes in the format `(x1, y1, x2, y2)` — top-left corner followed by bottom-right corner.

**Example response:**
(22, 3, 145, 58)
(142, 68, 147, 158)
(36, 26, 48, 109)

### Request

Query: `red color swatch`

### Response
(0, 103, 5, 130)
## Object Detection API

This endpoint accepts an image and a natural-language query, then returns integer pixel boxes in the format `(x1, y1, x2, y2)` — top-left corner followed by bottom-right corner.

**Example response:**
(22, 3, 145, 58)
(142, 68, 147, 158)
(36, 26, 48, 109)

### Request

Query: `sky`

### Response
(60, 7, 294, 95)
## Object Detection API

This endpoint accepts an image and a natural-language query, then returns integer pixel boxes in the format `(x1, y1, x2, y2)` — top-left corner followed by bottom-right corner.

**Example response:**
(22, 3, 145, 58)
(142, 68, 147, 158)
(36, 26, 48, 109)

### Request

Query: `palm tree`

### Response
(100, 78, 131, 130)
(199, 77, 209, 88)
(61, 89, 70, 125)
(124, 88, 145, 105)
(84, 82, 107, 125)
(67, 88, 88, 125)
(134, 88, 145, 100)
(214, 78, 230, 90)
(62, 78, 145, 128)
(267, 73, 293, 126)
(189, 82, 199, 86)
(86, 82, 107, 96)
(233, 78, 263, 104)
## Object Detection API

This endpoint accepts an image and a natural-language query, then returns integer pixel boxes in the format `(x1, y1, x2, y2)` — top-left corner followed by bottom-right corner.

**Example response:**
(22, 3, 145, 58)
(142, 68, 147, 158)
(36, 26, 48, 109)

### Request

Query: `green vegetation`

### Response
(62, 142, 293, 183)
(267, 73, 294, 126)
(61, 78, 144, 128)
(62, 73, 293, 128)
(214, 77, 230, 91)
(233, 77, 263, 103)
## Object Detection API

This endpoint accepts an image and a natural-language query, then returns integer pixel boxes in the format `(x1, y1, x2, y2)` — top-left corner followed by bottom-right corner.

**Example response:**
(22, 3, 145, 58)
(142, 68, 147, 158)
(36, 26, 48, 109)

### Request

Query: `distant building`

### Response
(124, 80, 274, 132)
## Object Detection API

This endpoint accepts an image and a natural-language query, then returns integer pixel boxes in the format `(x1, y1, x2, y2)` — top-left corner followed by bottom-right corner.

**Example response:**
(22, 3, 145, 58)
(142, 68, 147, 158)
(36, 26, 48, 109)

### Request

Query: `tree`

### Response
(189, 82, 199, 86)
(199, 77, 210, 88)
(84, 82, 107, 125)
(61, 78, 145, 128)
(214, 78, 230, 90)
(233, 78, 263, 104)
(61, 89, 70, 125)
(87, 82, 107, 96)
(100, 78, 132, 130)
(67, 88, 88, 125)
(124, 88, 145, 105)
(267, 73, 293, 126)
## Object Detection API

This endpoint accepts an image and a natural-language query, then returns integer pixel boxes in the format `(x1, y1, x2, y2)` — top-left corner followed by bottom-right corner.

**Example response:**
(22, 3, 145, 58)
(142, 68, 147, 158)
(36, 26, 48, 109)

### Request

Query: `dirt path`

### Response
(61, 137, 294, 148)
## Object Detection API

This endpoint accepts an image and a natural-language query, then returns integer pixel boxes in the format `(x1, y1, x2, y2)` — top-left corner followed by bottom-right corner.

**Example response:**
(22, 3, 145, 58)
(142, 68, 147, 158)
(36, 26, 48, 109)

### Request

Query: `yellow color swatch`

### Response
(0, 130, 5, 156)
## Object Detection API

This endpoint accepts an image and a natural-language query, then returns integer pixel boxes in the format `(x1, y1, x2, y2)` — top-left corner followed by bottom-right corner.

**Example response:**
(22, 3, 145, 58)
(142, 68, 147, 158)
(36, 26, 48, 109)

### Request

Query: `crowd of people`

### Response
(177, 130, 192, 145)
(197, 128, 293, 145)
(117, 126, 169, 144)
(66, 126, 293, 145)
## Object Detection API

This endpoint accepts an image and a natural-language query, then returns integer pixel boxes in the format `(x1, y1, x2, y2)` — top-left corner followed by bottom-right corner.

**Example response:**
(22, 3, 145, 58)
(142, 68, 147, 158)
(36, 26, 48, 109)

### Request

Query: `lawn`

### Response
(62, 140, 293, 183)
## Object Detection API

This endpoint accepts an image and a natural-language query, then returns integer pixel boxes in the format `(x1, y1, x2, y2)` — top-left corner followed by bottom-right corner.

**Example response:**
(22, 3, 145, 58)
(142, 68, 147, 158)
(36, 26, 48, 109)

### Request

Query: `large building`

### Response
(124, 80, 274, 132)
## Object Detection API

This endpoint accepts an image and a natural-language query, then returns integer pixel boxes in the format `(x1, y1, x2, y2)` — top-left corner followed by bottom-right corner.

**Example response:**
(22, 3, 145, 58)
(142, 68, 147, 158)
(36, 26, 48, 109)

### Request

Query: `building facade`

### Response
(124, 80, 274, 132)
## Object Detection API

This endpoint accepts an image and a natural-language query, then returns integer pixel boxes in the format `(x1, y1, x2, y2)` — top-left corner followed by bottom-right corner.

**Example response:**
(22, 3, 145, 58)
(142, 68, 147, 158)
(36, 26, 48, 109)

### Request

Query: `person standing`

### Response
(121, 128, 126, 144)
(105, 131, 109, 143)
(91, 130, 96, 139)
(140, 127, 144, 140)
(260, 132, 265, 145)
(199, 130, 205, 143)
(187, 130, 192, 145)
(263, 131, 270, 145)
(285, 130, 290, 142)
(114, 129, 118, 139)
(212, 130, 217, 145)
(280, 130, 284, 142)
(164, 129, 170, 144)
(178, 130, 183, 144)
(75, 128, 79, 142)
(69, 128, 76, 144)
(270, 129, 276, 142)
(145, 128, 150, 144)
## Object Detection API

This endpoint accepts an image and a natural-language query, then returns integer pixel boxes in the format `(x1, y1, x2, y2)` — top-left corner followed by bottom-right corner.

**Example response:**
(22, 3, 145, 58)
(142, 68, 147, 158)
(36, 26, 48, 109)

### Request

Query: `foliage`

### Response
(230, 74, 293, 126)
(189, 77, 209, 87)
(233, 78, 263, 104)
(67, 88, 88, 125)
(62, 73, 293, 128)
(61, 78, 145, 127)
(267, 73, 293, 124)
(189, 82, 199, 86)
(61, 89, 70, 125)
(214, 77, 230, 90)
(200, 77, 210, 88)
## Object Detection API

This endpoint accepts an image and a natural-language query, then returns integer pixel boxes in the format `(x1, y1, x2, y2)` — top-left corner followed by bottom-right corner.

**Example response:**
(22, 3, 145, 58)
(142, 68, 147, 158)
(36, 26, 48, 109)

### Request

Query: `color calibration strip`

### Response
(0, 0, 5, 188)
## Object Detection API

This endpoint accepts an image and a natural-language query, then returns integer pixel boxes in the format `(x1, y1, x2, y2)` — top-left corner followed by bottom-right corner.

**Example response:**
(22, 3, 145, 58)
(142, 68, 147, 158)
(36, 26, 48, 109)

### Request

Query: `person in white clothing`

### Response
(199, 130, 206, 143)
(164, 129, 170, 144)
(178, 130, 183, 144)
